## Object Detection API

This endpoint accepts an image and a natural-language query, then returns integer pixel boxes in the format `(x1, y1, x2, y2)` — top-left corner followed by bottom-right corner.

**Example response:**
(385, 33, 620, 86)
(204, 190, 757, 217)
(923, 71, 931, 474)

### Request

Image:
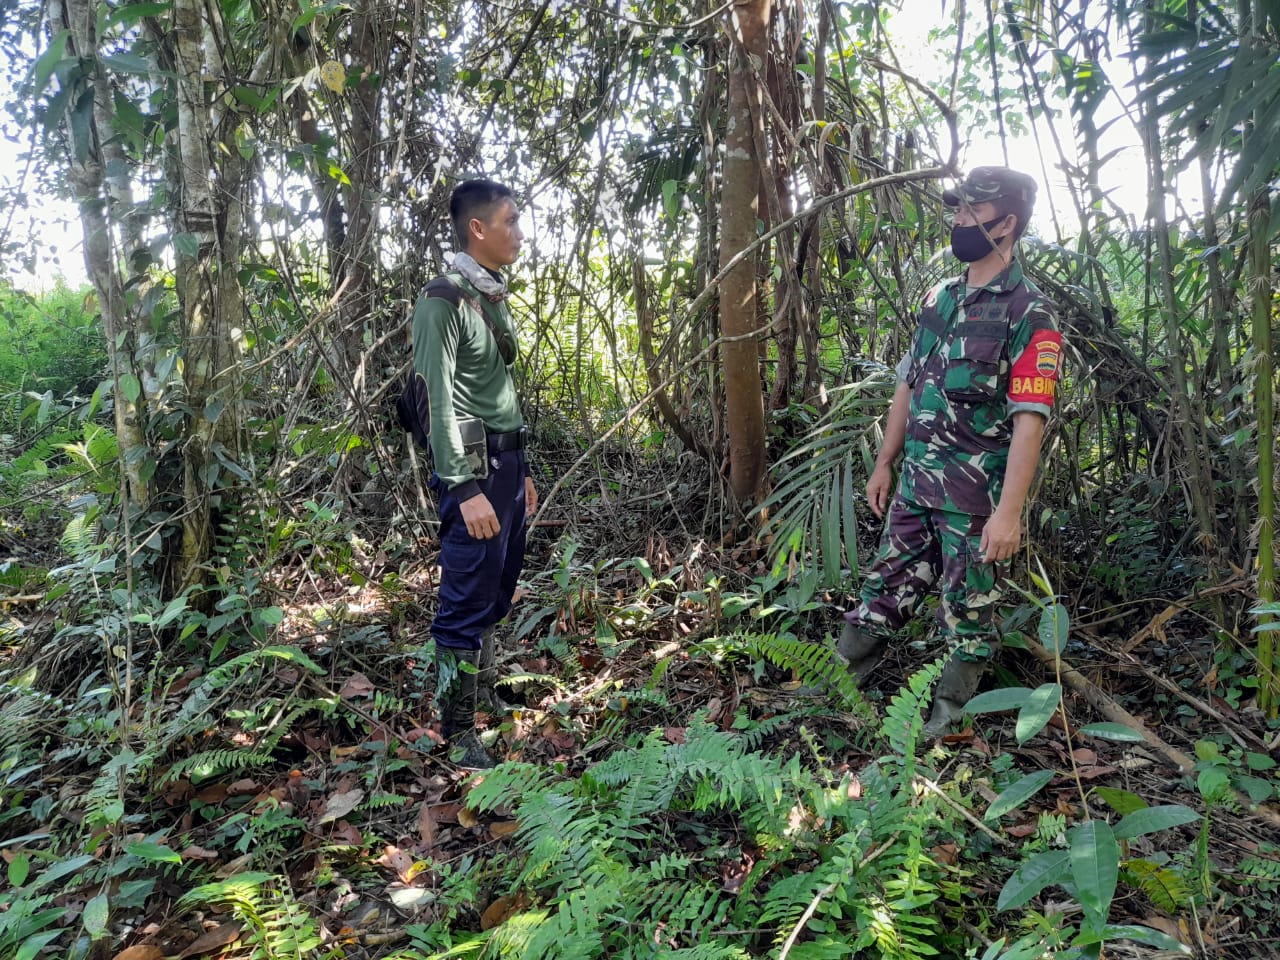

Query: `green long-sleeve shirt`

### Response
(411, 273, 523, 498)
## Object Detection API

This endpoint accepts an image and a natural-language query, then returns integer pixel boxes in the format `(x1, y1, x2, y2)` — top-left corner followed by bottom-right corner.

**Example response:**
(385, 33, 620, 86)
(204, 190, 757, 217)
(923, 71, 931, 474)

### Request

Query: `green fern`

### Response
(178, 872, 331, 960)
(161, 747, 277, 785)
(1238, 849, 1280, 883)
(745, 631, 877, 723)
(462, 715, 952, 959)
(1122, 858, 1192, 913)
(881, 657, 945, 759)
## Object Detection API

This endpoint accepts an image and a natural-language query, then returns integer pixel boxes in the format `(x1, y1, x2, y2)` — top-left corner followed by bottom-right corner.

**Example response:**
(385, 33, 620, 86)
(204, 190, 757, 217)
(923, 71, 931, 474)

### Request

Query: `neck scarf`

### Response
(452, 252, 508, 302)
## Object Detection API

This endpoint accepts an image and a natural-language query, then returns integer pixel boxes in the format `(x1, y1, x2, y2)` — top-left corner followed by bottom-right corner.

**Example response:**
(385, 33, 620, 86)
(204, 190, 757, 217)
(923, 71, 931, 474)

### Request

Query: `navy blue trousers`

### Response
(430, 446, 527, 651)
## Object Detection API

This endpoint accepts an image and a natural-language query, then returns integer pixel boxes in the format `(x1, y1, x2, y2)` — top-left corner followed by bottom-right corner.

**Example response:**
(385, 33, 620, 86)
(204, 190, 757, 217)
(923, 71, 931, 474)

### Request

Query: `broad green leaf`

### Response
(985, 769, 1055, 821)
(103, 2, 172, 30)
(1015, 683, 1062, 745)
(1093, 787, 1147, 817)
(83, 892, 109, 937)
(964, 687, 1031, 714)
(16, 931, 65, 960)
(1037, 602, 1068, 655)
(1100, 924, 1191, 953)
(174, 232, 200, 257)
(1247, 752, 1277, 771)
(8, 852, 29, 886)
(29, 854, 95, 892)
(1197, 766, 1230, 800)
(1232, 775, 1274, 804)
(661, 178, 678, 219)
(257, 606, 284, 625)
(997, 848, 1070, 912)
(155, 595, 189, 629)
(119, 373, 141, 404)
(101, 53, 153, 75)
(124, 840, 181, 864)
(1070, 820, 1119, 933)
(1079, 722, 1145, 742)
(30, 31, 70, 97)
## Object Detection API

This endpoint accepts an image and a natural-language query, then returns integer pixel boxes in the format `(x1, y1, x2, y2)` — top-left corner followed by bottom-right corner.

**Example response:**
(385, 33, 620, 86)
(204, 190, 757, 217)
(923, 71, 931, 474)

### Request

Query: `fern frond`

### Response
(161, 747, 276, 785)
(882, 657, 946, 759)
(466, 762, 557, 813)
(1239, 849, 1280, 883)
(1123, 858, 1193, 912)
(744, 632, 876, 722)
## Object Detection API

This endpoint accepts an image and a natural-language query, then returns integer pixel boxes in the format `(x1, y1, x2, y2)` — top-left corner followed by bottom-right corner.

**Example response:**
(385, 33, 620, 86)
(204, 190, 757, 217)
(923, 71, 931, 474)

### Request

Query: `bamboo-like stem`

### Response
(1248, 188, 1277, 714)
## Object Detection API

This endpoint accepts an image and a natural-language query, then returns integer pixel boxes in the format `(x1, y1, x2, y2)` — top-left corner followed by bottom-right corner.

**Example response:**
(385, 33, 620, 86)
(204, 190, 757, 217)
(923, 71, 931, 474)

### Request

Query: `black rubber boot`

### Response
(923, 655, 987, 738)
(436, 647, 496, 770)
(476, 627, 508, 714)
(836, 622, 889, 685)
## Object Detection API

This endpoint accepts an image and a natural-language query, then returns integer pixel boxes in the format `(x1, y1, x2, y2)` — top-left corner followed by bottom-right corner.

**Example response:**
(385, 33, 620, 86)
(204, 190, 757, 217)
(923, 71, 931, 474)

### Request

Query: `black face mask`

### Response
(950, 216, 1010, 262)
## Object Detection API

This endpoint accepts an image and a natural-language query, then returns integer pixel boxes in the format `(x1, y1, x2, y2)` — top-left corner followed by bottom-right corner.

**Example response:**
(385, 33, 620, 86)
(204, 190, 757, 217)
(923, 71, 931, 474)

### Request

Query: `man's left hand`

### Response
(525, 476, 538, 518)
(980, 509, 1021, 563)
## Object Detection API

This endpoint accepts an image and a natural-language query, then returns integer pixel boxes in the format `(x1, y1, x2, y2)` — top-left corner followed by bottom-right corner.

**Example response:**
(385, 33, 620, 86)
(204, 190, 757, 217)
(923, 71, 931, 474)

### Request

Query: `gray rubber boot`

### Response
(436, 647, 496, 769)
(836, 622, 889, 685)
(923, 655, 987, 738)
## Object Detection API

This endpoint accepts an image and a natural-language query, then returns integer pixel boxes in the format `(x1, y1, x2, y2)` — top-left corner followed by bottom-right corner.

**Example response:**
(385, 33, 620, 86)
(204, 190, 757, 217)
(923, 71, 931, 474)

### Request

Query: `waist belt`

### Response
(488, 426, 527, 452)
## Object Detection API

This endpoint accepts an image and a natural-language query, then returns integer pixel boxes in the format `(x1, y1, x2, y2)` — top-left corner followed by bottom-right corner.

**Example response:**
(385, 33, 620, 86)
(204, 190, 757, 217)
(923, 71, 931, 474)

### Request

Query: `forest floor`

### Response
(3, 454, 1279, 960)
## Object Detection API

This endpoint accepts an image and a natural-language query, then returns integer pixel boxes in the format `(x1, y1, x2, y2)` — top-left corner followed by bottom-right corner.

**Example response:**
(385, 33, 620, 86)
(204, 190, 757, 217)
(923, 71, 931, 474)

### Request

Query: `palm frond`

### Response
(755, 375, 896, 586)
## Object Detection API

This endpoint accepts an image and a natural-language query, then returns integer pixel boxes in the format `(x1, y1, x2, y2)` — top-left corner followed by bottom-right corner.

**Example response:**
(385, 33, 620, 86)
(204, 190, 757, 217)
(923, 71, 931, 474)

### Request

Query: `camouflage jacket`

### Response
(895, 260, 1061, 516)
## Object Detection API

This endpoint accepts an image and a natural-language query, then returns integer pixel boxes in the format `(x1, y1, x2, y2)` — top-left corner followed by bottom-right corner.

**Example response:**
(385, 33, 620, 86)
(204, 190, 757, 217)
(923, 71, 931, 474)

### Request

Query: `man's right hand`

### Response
(866, 463, 895, 518)
(460, 494, 500, 539)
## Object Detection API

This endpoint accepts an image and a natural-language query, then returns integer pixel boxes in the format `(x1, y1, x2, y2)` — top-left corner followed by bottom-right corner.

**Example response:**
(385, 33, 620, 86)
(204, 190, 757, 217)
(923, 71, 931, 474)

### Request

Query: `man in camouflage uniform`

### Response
(838, 166, 1063, 736)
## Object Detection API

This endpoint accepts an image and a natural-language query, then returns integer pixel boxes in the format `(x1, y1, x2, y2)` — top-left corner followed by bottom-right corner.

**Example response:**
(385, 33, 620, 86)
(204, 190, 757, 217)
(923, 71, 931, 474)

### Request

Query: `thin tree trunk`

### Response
(1248, 185, 1277, 714)
(1136, 36, 1219, 567)
(172, 0, 246, 593)
(55, 0, 149, 508)
(719, 0, 771, 502)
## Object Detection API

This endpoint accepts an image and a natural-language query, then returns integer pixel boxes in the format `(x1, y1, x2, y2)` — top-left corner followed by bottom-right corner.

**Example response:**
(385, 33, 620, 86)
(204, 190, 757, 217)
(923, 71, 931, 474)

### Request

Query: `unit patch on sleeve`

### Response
(1008, 331, 1062, 405)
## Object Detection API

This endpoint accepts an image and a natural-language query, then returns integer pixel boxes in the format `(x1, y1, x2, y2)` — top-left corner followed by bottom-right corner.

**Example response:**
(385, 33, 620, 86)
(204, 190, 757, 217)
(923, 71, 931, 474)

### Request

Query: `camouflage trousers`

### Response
(844, 494, 1000, 661)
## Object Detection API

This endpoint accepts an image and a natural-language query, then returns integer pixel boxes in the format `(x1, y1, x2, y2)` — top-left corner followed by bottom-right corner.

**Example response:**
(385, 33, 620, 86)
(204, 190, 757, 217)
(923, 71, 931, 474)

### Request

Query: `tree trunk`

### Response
(719, 0, 771, 502)
(55, 0, 150, 510)
(171, 0, 248, 593)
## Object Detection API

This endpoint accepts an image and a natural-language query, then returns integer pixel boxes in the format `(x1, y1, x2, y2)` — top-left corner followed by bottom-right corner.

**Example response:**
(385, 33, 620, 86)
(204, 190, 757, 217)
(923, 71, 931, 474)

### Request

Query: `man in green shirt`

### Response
(412, 179, 537, 769)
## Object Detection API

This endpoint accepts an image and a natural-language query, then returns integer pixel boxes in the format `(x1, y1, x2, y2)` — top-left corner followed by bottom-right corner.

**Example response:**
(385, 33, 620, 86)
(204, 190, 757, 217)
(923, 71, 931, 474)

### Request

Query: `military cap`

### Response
(942, 166, 1038, 207)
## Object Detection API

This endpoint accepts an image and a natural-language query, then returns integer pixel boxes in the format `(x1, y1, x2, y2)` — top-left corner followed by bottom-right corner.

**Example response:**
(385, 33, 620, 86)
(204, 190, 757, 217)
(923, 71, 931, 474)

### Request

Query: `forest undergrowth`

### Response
(2, 433, 1278, 960)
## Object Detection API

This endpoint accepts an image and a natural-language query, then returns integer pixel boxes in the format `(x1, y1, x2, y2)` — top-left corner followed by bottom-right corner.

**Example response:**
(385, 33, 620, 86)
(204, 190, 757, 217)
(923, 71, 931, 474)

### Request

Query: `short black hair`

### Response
(449, 179, 515, 249)
(992, 194, 1033, 241)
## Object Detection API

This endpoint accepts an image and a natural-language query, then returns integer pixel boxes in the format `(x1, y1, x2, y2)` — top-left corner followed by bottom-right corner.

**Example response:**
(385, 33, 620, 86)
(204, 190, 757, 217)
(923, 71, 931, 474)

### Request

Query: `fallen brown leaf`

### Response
(195, 784, 228, 805)
(329, 819, 363, 845)
(227, 779, 259, 796)
(378, 844, 417, 884)
(480, 890, 531, 930)
(340, 672, 376, 698)
(418, 803, 438, 848)
(181, 844, 219, 860)
(664, 727, 686, 744)
(489, 820, 520, 838)
(112, 946, 166, 960)
(457, 806, 480, 829)
(1073, 764, 1118, 780)
(177, 920, 244, 958)
(317, 788, 364, 824)
(931, 843, 959, 866)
